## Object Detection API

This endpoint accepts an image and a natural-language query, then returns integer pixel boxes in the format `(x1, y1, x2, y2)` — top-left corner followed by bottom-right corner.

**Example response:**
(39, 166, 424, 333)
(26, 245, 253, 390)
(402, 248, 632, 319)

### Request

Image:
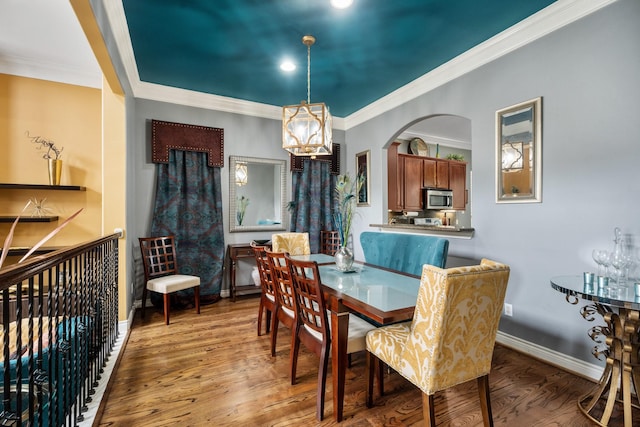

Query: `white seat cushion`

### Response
(147, 274, 200, 294)
(302, 311, 377, 354)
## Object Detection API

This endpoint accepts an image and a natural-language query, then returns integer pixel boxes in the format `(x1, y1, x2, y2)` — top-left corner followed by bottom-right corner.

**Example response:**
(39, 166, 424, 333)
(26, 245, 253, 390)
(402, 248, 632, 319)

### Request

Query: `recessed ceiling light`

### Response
(280, 60, 296, 72)
(331, 0, 353, 9)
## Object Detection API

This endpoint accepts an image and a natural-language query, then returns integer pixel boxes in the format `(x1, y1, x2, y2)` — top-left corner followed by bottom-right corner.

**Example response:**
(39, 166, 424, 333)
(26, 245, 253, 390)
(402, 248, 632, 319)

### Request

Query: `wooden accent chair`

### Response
(271, 232, 310, 255)
(265, 249, 297, 357)
(366, 259, 510, 427)
(138, 236, 200, 325)
(251, 242, 277, 337)
(320, 230, 340, 256)
(287, 255, 377, 421)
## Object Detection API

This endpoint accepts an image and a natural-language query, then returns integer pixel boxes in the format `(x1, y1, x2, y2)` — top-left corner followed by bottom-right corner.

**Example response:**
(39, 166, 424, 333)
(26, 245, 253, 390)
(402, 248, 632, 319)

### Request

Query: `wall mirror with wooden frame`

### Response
(229, 156, 287, 232)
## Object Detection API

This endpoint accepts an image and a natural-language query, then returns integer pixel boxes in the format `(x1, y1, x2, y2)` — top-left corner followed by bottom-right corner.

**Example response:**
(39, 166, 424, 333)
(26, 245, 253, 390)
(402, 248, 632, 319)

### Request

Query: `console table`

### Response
(551, 275, 640, 427)
(227, 243, 262, 301)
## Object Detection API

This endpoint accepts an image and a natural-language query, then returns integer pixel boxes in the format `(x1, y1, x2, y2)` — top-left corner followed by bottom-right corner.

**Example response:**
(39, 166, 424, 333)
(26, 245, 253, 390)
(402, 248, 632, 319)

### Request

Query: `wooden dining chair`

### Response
(286, 254, 377, 421)
(320, 230, 340, 256)
(265, 249, 297, 357)
(271, 232, 311, 255)
(251, 242, 277, 337)
(365, 259, 510, 426)
(138, 235, 200, 325)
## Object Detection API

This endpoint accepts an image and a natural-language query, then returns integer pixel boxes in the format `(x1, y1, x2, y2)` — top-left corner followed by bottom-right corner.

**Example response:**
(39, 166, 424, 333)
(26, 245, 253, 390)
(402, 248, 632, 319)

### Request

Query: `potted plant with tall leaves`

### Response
(333, 173, 364, 271)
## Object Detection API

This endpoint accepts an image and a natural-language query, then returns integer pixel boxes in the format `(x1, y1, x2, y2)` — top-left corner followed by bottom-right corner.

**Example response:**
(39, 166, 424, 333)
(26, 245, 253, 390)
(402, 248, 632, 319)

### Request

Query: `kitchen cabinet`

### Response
(387, 142, 404, 211)
(423, 158, 449, 189)
(387, 148, 467, 212)
(403, 155, 423, 211)
(449, 161, 467, 210)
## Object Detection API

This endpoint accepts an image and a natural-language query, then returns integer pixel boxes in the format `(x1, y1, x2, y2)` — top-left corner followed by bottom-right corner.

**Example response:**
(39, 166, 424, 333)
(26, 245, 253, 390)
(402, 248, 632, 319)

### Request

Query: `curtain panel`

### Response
(151, 150, 224, 306)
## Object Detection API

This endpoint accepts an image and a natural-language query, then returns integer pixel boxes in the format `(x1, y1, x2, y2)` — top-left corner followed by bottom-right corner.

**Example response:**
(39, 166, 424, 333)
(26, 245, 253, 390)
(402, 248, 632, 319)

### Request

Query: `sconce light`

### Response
(235, 162, 248, 186)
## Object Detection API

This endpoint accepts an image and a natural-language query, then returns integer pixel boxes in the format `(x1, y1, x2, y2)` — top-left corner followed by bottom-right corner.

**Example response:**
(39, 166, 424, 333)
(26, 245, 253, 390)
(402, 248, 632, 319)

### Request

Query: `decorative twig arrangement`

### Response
(26, 131, 63, 160)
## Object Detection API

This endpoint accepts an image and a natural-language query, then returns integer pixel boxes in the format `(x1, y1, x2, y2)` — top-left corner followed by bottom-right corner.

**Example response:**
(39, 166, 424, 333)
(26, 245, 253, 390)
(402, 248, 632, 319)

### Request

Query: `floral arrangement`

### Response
(237, 195, 250, 225)
(333, 173, 364, 247)
(27, 131, 63, 160)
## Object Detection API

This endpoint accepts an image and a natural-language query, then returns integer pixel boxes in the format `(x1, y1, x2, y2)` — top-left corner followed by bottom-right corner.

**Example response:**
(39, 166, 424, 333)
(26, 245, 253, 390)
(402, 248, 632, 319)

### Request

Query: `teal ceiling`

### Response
(122, 0, 556, 117)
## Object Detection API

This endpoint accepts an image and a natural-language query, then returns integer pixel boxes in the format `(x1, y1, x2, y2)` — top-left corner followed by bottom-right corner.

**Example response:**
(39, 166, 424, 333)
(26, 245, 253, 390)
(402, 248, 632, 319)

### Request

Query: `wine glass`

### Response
(610, 247, 629, 285)
(592, 249, 609, 277)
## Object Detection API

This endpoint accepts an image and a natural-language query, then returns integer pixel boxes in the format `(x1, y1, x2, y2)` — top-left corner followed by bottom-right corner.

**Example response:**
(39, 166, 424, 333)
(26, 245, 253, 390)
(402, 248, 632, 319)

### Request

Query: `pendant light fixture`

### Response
(282, 35, 332, 158)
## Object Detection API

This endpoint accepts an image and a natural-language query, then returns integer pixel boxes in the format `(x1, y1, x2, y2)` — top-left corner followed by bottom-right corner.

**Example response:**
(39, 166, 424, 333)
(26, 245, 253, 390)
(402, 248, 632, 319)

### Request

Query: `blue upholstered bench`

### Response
(360, 231, 449, 276)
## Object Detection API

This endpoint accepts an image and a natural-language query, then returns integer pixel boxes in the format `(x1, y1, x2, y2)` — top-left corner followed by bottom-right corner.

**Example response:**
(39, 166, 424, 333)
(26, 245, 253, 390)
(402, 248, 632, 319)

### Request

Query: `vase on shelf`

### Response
(48, 159, 62, 185)
(334, 245, 354, 272)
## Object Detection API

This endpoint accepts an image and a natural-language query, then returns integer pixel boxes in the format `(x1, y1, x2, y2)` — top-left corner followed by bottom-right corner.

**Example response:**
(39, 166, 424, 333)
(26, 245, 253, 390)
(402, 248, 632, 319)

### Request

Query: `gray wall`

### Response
(345, 0, 640, 363)
(119, 0, 640, 363)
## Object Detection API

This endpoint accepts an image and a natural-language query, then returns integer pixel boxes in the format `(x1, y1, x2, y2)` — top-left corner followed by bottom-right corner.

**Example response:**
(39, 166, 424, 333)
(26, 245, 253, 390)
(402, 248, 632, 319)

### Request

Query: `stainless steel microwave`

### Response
(423, 188, 453, 210)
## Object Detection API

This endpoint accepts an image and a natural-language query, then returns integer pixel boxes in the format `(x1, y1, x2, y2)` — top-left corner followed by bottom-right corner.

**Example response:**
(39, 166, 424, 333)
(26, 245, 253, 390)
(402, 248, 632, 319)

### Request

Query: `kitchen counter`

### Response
(370, 223, 475, 239)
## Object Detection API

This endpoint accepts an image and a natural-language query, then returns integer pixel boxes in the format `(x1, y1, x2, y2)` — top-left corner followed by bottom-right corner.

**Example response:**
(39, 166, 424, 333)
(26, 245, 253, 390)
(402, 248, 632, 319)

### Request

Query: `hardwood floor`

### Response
(96, 296, 627, 426)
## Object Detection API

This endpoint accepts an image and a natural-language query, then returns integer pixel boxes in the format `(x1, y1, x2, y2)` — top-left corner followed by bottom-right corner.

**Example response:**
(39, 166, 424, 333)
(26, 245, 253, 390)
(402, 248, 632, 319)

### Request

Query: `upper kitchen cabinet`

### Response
(387, 147, 467, 212)
(423, 158, 449, 189)
(387, 142, 404, 211)
(402, 155, 424, 211)
(448, 161, 467, 210)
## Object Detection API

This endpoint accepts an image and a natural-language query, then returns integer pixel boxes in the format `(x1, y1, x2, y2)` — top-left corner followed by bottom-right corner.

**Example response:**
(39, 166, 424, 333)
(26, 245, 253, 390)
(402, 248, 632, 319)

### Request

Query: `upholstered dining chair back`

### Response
(265, 249, 297, 357)
(272, 232, 311, 255)
(286, 254, 377, 421)
(251, 243, 277, 337)
(366, 258, 510, 426)
(138, 235, 200, 325)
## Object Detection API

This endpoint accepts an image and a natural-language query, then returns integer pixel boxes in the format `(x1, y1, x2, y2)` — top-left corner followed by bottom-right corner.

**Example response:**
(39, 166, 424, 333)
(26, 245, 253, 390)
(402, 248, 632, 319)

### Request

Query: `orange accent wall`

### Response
(0, 73, 102, 248)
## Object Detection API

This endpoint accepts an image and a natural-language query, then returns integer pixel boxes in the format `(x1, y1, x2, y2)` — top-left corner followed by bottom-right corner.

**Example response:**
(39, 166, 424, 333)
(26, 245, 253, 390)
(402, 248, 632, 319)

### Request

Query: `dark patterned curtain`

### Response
(290, 159, 336, 253)
(150, 150, 224, 307)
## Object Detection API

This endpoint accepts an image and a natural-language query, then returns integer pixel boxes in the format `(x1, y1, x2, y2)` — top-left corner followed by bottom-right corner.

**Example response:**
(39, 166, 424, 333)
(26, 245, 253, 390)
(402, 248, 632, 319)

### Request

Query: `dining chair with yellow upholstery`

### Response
(271, 232, 311, 255)
(320, 230, 340, 256)
(287, 254, 377, 421)
(251, 242, 277, 337)
(365, 259, 510, 427)
(266, 249, 297, 357)
(138, 235, 201, 325)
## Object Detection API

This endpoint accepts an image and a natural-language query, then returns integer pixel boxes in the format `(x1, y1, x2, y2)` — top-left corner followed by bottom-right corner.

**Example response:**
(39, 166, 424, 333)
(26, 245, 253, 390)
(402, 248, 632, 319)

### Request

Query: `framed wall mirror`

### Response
(356, 150, 370, 206)
(229, 156, 287, 232)
(496, 97, 542, 203)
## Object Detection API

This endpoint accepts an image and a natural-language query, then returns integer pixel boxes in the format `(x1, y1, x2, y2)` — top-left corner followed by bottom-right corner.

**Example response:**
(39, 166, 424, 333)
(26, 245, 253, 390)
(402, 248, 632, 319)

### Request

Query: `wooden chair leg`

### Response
(378, 360, 385, 397)
(316, 344, 329, 421)
(194, 286, 200, 314)
(477, 375, 494, 427)
(290, 326, 300, 385)
(422, 393, 436, 427)
(163, 294, 170, 325)
(141, 287, 148, 319)
(270, 310, 280, 357)
(366, 352, 375, 407)
(257, 299, 265, 336)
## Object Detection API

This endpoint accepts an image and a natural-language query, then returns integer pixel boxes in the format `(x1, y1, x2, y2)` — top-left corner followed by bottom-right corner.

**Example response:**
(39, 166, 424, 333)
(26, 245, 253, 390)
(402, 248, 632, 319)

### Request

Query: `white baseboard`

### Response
(77, 319, 128, 426)
(496, 331, 602, 382)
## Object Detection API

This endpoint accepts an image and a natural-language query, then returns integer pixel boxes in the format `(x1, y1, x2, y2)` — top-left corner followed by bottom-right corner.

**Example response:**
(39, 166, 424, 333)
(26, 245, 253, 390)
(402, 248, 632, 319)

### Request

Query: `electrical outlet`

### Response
(504, 303, 513, 317)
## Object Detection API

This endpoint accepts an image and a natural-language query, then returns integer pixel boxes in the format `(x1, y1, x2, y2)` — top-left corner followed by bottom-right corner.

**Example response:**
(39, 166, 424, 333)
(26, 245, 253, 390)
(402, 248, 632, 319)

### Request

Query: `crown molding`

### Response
(107, 0, 614, 131)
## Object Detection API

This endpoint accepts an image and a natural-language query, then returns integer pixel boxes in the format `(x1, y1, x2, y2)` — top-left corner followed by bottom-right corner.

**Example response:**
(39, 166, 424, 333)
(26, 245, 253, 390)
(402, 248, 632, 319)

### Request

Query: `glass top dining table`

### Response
(289, 253, 421, 422)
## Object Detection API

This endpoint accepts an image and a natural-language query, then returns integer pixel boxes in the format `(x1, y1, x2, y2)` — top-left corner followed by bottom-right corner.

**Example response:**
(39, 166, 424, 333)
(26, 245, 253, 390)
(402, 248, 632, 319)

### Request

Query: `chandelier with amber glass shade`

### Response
(282, 35, 332, 157)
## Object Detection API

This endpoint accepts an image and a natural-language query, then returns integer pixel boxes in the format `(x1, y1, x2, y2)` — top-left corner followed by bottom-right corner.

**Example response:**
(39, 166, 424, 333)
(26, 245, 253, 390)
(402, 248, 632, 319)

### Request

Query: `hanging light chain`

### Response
(307, 41, 311, 104)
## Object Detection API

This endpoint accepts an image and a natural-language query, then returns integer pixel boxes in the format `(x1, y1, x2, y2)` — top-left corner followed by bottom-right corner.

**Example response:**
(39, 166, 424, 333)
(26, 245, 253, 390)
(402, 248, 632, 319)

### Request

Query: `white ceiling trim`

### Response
(106, 0, 614, 132)
(399, 131, 471, 151)
(0, 54, 101, 89)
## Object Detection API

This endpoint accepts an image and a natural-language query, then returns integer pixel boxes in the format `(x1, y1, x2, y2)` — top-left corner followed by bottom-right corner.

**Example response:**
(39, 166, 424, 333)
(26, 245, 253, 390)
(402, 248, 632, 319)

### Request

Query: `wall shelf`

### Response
(0, 216, 59, 223)
(0, 183, 86, 191)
